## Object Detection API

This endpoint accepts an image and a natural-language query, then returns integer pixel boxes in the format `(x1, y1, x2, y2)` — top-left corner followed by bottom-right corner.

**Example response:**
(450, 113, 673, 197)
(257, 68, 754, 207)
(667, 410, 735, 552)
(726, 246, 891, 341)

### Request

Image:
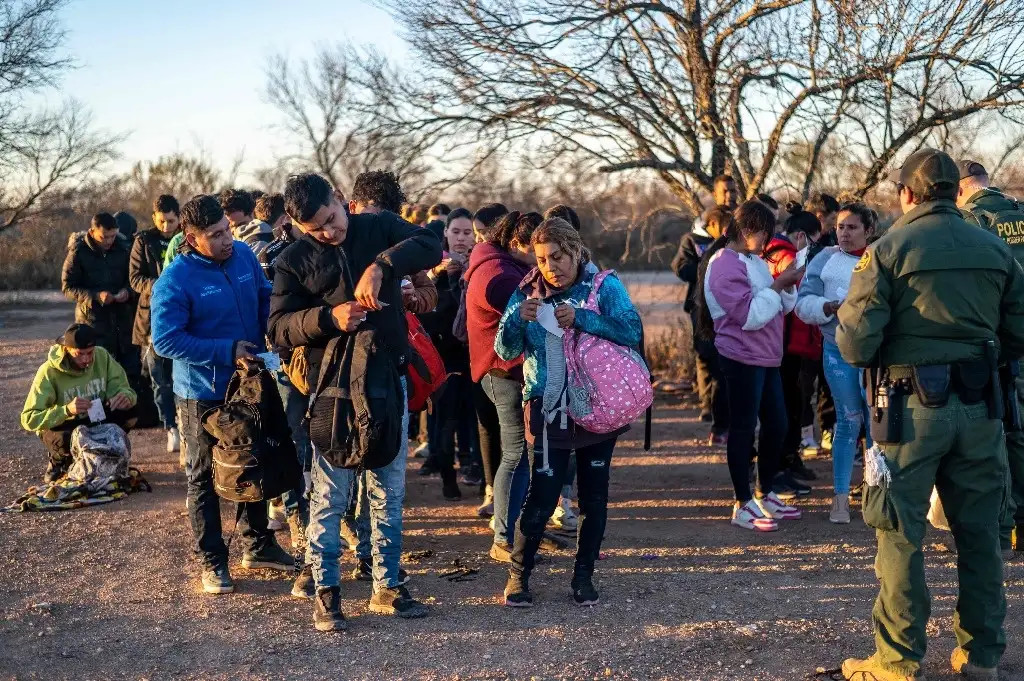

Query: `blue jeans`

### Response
(481, 372, 529, 546)
(144, 344, 176, 430)
(822, 340, 872, 494)
(305, 380, 409, 590)
(276, 371, 312, 518)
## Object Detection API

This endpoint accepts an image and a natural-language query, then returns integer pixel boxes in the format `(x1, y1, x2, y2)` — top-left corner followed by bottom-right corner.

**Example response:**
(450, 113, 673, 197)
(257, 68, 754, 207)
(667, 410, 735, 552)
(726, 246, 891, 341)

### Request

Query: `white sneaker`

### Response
(551, 497, 578, 531)
(267, 499, 287, 531)
(757, 492, 802, 520)
(167, 427, 181, 453)
(476, 485, 494, 518)
(830, 494, 851, 524)
(731, 499, 778, 532)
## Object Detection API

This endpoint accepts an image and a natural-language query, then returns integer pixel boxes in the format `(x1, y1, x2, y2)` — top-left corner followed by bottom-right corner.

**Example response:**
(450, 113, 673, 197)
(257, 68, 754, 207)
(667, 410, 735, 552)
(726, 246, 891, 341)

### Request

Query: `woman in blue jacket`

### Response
(495, 218, 642, 608)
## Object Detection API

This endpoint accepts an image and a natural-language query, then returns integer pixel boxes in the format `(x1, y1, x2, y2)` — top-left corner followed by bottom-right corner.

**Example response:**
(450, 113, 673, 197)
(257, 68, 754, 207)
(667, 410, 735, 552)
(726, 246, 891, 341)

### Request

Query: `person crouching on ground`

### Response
(151, 194, 294, 596)
(696, 200, 803, 532)
(21, 323, 137, 482)
(495, 218, 643, 608)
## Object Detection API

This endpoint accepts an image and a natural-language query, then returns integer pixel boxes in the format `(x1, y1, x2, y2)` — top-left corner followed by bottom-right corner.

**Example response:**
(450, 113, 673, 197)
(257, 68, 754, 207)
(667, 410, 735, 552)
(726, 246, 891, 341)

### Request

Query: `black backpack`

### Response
(201, 366, 302, 503)
(306, 324, 404, 470)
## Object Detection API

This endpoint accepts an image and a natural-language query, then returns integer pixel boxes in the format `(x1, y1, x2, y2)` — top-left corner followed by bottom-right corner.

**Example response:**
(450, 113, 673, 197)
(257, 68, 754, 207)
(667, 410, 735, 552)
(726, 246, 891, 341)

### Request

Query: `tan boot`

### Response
(950, 647, 998, 680)
(841, 656, 926, 681)
(830, 494, 852, 524)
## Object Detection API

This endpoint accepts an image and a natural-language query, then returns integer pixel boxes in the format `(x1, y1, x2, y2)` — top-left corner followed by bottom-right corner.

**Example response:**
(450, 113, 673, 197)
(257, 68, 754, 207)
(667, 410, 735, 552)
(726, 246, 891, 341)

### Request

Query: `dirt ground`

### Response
(0, 299, 1021, 681)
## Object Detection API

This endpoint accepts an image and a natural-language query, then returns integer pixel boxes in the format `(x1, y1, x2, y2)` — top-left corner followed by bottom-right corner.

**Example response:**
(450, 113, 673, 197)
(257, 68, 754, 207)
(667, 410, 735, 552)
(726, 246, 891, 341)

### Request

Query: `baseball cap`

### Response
(886, 148, 960, 197)
(957, 159, 988, 180)
(58, 323, 97, 349)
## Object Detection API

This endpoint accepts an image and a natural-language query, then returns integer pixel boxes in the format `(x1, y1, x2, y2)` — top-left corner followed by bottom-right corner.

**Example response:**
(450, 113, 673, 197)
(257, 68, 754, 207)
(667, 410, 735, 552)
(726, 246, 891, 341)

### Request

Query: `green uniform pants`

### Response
(999, 377, 1024, 547)
(862, 393, 1006, 674)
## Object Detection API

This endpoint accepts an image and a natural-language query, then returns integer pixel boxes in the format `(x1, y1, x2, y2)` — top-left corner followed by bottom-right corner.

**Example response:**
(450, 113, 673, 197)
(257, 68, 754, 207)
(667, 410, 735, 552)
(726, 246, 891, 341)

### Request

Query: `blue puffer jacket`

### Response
(151, 242, 271, 400)
(495, 266, 642, 404)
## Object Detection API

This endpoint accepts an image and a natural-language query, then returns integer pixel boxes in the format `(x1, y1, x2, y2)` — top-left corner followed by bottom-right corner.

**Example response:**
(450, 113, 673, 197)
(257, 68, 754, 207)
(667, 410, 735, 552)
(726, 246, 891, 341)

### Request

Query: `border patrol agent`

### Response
(956, 159, 1024, 555)
(836, 149, 1024, 681)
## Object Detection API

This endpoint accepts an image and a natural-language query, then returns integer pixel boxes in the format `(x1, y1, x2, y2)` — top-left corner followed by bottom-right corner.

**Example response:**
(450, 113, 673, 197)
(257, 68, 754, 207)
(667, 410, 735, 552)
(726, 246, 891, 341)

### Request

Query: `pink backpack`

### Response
(564, 271, 653, 434)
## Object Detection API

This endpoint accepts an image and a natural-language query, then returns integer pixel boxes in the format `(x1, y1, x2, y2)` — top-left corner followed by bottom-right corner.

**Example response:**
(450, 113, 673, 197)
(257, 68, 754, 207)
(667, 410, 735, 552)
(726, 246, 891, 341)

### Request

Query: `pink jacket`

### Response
(703, 248, 796, 367)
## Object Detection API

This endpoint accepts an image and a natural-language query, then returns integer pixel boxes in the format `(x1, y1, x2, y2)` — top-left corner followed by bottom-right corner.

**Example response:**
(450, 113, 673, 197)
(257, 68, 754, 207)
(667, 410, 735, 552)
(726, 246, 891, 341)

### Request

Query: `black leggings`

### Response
(719, 356, 787, 502)
(474, 380, 501, 488)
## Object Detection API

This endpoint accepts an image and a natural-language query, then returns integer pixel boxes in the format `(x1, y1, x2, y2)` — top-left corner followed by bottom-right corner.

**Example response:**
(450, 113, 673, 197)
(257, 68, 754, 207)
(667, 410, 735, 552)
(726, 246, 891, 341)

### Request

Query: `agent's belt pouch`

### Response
(912, 365, 951, 408)
(954, 360, 989, 404)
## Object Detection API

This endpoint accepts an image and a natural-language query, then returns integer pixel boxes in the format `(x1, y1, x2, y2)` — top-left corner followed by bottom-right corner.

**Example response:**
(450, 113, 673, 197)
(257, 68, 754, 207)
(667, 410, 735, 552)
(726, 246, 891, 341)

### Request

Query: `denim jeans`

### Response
(474, 380, 501, 487)
(276, 371, 312, 518)
(511, 437, 616, 580)
(719, 356, 787, 502)
(822, 340, 871, 494)
(306, 379, 409, 590)
(177, 396, 272, 568)
(144, 344, 177, 430)
(481, 372, 529, 546)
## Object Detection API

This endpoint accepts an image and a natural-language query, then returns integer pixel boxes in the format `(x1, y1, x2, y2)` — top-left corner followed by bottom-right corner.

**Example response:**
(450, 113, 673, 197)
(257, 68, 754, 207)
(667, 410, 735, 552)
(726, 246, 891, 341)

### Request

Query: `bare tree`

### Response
(265, 45, 447, 197)
(0, 0, 119, 234)
(382, 0, 1024, 212)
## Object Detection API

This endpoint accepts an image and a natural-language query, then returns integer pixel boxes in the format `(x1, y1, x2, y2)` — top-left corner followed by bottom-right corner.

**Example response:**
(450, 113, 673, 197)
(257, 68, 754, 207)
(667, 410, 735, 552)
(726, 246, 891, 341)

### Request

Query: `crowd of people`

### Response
(16, 149, 1024, 680)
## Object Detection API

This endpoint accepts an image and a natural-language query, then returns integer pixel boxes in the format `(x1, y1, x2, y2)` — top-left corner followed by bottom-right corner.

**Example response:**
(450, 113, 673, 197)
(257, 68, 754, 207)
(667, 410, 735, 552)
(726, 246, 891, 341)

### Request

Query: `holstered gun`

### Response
(1003, 359, 1022, 432)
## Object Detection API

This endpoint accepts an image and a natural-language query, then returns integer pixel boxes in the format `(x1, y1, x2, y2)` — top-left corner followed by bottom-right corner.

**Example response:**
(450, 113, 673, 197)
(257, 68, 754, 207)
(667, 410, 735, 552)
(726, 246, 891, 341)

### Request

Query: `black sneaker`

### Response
(201, 563, 235, 595)
(571, 576, 600, 606)
(417, 459, 441, 477)
(789, 461, 817, 482)
(771, 472, 810, 500)
(459, 463, 483, 487)
(351, 559, 410, 585)
(540, 532, 568, 551)
(241, 540, 295, 571)
(313, 586, 347, 631)
(368, 585, 428, 618)
(292, 564, 315, 599)
(503, 574, 533, 608)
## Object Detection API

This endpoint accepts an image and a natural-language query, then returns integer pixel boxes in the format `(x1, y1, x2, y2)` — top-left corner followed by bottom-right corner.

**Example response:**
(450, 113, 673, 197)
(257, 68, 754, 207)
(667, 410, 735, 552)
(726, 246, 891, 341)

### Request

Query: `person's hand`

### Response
(823, 300, 842, 317)
(97, 291, 115, 305)
(66, 397, 91, 415)
(234, 341, 259, 368)
(114, 288, 130, 303)
(331, 301, 367, 332)
(354, 263, 385, 311)
(771, 265, 803, 291)
(555, 304, 576, 329)
(108, 393, 132, 411)
(401, 287, 418, 311)
(520, 298, 541, 322)
(445, 258, 463, 279)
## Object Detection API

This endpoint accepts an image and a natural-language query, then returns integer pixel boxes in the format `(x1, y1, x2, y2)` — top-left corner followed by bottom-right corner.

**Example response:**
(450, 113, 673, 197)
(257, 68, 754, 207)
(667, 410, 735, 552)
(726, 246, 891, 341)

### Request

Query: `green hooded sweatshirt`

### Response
(20, 344, 137, 433)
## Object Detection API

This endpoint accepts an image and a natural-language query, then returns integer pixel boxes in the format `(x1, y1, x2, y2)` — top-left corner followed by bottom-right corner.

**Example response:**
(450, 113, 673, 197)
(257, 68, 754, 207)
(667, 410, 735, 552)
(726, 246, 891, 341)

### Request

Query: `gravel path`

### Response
(0, 302, 1020, 681)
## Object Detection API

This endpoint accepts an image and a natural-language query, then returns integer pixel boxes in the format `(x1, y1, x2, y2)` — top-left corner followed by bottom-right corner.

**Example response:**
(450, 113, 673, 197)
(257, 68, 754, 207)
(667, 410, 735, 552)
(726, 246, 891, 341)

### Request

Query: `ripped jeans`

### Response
(822, 340, 872, 494)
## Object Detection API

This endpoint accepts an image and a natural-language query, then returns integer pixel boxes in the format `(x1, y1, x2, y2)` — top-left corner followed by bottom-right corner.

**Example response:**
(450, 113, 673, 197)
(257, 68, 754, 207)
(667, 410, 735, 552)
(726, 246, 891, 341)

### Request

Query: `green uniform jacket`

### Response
(836, 199, 1024, 368)
(961, 187, 1024, 266)
(20, 345, 138, 433)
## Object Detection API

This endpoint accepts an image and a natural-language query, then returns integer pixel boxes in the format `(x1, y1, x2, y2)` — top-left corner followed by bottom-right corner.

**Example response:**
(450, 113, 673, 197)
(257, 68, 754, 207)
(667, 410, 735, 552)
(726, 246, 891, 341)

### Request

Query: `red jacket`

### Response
(464, 242, 530, 382)
(763, 235, 822, 359)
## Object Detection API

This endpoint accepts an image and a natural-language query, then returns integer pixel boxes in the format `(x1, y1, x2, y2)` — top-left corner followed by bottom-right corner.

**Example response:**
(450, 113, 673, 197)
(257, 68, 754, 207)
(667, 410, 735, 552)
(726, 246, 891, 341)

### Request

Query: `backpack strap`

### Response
(586, 269, 615, 311)
(305, 335, 344, 421)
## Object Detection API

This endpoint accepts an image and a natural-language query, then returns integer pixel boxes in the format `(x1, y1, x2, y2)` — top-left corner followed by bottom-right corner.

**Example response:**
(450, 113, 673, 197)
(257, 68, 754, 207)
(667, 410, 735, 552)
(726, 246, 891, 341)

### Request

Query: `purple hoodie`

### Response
(703, 248, 796, 367)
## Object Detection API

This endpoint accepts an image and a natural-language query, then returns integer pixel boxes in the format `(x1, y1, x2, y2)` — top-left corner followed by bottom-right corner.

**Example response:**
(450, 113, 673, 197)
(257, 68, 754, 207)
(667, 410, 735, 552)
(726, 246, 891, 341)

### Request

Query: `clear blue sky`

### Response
(57, 0, 406, 181)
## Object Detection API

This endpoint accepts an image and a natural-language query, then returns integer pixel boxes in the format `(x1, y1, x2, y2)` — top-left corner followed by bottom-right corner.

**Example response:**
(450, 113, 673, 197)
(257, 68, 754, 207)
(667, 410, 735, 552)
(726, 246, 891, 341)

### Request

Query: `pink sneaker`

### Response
(757, 492, 802, 520)
(731, 500, 778, 532)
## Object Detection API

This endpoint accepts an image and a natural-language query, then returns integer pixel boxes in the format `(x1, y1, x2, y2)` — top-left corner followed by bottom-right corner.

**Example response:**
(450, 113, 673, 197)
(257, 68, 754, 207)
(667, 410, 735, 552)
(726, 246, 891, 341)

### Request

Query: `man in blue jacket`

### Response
(151, 194, 293, 595)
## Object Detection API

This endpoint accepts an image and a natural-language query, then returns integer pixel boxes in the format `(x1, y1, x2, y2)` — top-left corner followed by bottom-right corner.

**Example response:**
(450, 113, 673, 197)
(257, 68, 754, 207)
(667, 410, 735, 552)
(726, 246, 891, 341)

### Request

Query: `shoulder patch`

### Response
(852, 249, 872, 273)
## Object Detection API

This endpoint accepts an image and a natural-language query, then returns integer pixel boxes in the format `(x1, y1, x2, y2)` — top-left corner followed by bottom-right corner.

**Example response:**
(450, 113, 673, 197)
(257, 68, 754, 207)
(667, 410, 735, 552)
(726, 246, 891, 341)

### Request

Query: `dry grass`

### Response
(0, 216, 84, 290)
(645, 315, 694, 382)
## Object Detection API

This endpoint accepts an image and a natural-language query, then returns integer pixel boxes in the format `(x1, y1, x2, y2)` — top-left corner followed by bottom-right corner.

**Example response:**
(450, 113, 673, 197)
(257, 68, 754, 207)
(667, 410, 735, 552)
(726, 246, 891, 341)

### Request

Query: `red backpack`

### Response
(405, 311, 446, 412)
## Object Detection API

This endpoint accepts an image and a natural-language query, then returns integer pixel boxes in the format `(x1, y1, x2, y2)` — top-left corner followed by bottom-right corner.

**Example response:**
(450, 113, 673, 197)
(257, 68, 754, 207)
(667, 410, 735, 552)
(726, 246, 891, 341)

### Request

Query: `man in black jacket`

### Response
(269, 172, 441, 631)
(129, 195, 181, 454)
(62, 213, 139, 378)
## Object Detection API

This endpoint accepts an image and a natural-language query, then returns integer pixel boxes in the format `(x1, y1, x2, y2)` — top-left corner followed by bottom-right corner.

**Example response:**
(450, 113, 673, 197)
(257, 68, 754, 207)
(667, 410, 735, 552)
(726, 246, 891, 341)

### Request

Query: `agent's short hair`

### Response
(181, 194, 226, 233)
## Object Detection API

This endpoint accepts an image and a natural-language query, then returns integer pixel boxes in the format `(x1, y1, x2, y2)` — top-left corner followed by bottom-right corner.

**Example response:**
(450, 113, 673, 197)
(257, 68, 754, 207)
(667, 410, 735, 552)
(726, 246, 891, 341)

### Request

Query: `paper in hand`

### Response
(87, 398, 106, 424)
(536, 302, 564, 337)
(257, 352, 282, 372)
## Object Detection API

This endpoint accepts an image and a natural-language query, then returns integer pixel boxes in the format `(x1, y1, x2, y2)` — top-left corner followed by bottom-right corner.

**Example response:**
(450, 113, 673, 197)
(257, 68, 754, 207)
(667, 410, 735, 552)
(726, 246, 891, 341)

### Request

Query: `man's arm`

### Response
(268, 259, 337, 350)
(20, 365, 69, 433)
(129, 235, 156, 298)
(836, 246, 891, 367)
(99, 348, 137, 406)
(403, 269, 438, 314)
(151, 275, 236, 366)
(61, 244, 99, 304)
(375, 212, 444, 279)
